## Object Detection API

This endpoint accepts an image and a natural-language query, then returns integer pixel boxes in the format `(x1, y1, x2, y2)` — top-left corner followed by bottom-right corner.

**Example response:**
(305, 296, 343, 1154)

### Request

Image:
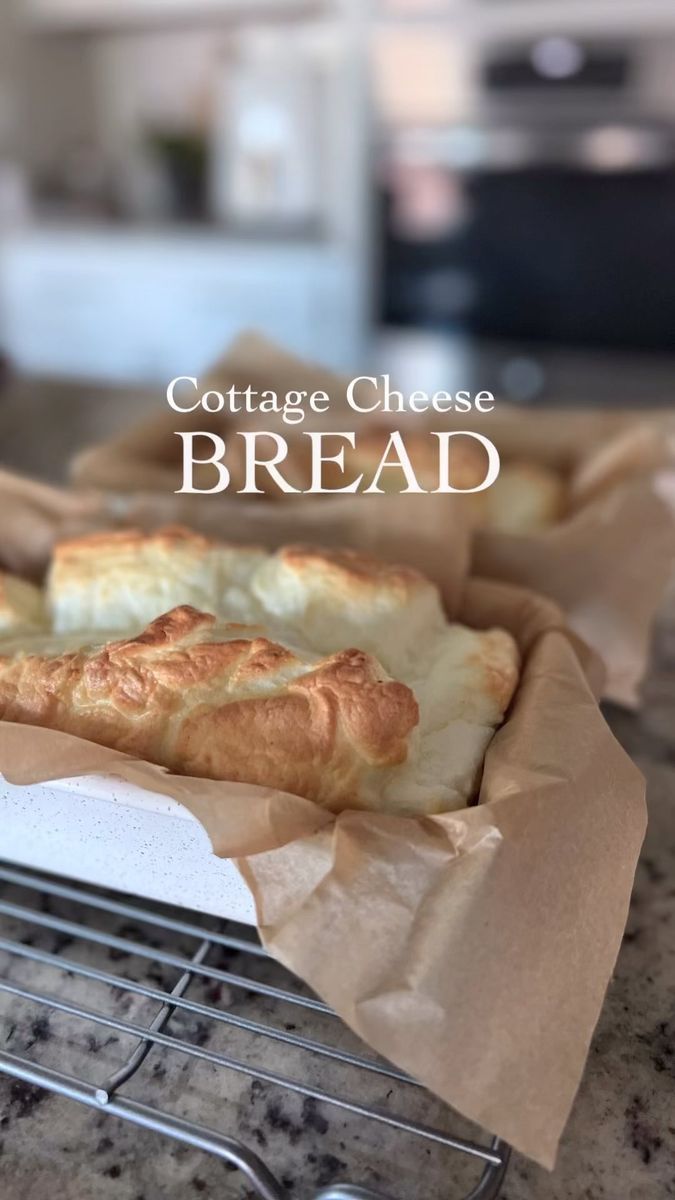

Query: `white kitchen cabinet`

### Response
(23, 0, 322, 32)
(0, 226, 365, 383)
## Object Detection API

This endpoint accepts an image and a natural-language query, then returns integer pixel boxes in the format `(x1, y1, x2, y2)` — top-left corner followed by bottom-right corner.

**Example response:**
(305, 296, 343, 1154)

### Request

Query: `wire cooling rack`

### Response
(0, 860, 510, 1200)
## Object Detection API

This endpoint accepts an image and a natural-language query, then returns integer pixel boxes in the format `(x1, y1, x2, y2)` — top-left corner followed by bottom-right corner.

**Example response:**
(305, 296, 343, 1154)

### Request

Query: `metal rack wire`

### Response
(0, 861, 510, 1200)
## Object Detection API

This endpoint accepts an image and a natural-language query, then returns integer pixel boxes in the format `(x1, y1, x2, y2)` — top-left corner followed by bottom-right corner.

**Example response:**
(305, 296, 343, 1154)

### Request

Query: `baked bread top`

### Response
(320, 430, 489, 494)
(0, 572, 47, 635)
(49, 526, 267, 635)
(48, 530, 446, 675)
(313, 429, 567, 532)
(1, 529, 519, 815)
(482, 463, 566, 534)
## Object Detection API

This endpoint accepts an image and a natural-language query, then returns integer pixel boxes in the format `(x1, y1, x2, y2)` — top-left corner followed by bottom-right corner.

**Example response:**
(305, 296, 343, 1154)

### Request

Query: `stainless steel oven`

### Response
(380, 29, 675, 352)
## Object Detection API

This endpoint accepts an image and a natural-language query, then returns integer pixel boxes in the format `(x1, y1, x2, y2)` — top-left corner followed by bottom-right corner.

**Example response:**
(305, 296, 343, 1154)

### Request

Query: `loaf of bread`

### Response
(48, 531, 444, 672)
(482, 463, 566, 534)
(320, 430, 489, 495)
(2, 530, 519, 815)
(0, 572, 47, 635)
(0, 605, 420, 812)
(48, 527, 267, 636)
(314, 429, 566, 533)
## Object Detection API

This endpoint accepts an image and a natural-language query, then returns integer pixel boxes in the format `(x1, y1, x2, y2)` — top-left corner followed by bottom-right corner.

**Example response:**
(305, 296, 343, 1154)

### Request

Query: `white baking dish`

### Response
(0, 773, 256, 926)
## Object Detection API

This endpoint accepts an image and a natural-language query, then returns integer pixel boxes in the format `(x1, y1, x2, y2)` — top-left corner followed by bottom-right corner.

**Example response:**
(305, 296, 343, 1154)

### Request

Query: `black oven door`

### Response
(382, 167, 675, 352)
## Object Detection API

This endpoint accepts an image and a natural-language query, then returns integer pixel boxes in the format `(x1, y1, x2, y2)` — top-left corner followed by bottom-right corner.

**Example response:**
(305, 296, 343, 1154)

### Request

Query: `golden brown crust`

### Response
(0, 605, 419, 812)
(52, 524, 255, 563)
(52, 529, 426, 593)
(278, 544, 427, 596)
(467, 629, 520, 715)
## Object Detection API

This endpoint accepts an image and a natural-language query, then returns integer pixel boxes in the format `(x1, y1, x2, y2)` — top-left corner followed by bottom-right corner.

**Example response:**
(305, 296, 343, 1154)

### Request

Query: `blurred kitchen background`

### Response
(0, 0, 674, 476)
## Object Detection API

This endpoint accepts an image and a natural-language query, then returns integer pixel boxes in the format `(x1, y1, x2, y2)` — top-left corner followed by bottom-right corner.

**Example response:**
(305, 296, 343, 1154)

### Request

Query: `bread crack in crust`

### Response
(0, 605, 419, 812)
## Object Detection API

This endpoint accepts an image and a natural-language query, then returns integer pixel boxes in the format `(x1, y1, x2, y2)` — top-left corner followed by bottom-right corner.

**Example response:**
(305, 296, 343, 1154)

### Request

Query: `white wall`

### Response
(0, 3, 97, 174)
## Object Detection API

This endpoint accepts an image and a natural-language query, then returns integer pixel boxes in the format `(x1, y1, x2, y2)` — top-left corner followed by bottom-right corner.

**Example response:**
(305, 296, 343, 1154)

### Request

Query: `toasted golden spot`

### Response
(109, 604, 216, 651)
(468, 629, 520, 715)
(279, 544, 427, 596)
(52, 525, 257, 564)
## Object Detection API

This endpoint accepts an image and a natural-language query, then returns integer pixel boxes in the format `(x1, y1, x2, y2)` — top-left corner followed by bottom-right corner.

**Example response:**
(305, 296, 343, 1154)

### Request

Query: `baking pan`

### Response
(0, 773, 256, 925)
